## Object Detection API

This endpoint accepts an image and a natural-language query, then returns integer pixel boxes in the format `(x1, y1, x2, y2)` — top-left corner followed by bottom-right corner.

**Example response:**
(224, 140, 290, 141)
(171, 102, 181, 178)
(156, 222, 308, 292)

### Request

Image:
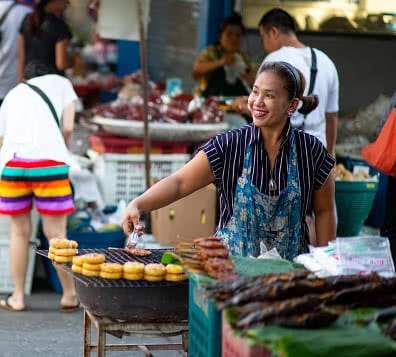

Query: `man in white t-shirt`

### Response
(258, 8, 339, 156)
(0, 1, 32, 104)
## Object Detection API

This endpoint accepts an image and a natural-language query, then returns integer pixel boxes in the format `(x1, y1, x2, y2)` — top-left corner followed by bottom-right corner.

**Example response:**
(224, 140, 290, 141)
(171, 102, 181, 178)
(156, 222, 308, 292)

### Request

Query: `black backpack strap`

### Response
(307, 47, 318, 95)
(23, 82, 60, 128)
(299, 47, 318, 128)
(0, 1, 17, 27)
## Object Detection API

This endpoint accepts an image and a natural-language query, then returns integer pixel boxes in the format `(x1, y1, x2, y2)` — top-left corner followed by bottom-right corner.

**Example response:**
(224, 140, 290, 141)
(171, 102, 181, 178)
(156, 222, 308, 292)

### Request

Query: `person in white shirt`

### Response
(258, 8, 339, 156)
(0, 63, 79, 312)
(0, 1, 32, 104)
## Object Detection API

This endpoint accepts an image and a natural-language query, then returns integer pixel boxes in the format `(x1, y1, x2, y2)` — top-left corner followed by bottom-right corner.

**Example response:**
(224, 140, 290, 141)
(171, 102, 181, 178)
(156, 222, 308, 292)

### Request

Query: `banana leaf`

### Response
(244, 308, 396, 357)
(232, 256, 300, 276)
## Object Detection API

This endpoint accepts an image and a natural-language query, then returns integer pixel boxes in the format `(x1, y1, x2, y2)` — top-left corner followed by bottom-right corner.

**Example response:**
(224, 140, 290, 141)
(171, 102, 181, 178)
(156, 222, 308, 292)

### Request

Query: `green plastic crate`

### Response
(335, 180, 378, 237)
(189, 274, 222, 357)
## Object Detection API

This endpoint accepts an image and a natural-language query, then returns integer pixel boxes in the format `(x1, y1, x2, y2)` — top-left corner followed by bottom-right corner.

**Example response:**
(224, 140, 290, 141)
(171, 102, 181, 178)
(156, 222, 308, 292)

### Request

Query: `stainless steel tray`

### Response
(90, 116, 230, 142)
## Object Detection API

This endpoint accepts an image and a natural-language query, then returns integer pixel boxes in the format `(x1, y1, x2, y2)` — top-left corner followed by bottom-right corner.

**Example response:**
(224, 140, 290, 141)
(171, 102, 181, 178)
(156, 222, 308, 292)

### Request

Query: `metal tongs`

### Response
(126, 223, 144, 248)
(127, 230, 140, 248)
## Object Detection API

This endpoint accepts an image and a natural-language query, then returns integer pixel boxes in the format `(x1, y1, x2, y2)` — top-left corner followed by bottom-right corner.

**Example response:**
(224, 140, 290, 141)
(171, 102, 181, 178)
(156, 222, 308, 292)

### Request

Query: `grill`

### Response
(36, 249, 188, 322)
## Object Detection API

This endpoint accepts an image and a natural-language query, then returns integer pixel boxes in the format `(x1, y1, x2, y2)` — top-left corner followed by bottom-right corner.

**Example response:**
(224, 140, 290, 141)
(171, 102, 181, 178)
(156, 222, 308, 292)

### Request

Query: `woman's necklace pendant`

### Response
(269, 178, 277, 191)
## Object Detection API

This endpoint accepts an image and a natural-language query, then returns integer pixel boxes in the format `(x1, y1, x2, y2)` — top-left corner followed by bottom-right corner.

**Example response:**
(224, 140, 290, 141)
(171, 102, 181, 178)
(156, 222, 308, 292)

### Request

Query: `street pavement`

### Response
(0, 277, 187, 357)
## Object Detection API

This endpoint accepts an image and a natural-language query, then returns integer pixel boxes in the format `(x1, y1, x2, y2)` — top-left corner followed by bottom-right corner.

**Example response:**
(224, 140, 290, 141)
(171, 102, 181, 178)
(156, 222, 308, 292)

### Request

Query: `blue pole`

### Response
(198, 0, 235, 51)
(116, 40, 140, 77)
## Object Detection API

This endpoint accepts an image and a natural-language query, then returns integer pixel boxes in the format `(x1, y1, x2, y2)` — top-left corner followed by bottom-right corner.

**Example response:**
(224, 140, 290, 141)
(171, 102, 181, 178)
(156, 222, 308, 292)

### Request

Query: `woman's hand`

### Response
(121, 200, 143, 236)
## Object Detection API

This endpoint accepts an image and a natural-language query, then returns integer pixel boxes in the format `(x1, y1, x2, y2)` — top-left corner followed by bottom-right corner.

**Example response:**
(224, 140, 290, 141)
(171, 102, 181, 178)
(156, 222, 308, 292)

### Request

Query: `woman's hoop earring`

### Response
(288, 111, 293, 116)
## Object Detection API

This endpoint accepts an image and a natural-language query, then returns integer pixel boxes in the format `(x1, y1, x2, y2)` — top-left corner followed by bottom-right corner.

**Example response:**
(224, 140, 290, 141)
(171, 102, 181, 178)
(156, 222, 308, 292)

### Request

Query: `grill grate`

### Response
(36, 248, 188, 288)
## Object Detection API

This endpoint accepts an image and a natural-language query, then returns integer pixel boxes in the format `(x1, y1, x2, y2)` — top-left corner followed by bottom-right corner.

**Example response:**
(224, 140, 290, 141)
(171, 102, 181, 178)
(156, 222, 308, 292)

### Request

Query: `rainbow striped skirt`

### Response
(0, 156, 75, 216)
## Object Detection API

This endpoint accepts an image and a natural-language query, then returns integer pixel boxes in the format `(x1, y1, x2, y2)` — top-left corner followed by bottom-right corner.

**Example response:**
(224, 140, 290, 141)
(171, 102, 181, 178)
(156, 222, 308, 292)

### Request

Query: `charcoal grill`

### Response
(37, 249, 189, 356)
(36, 249, 188, 322)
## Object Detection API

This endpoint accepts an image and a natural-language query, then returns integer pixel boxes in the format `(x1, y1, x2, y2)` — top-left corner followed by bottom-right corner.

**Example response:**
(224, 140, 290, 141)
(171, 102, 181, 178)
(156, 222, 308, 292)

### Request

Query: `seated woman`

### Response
(192, 13, 257, 98)
(123, 61, 336, 260)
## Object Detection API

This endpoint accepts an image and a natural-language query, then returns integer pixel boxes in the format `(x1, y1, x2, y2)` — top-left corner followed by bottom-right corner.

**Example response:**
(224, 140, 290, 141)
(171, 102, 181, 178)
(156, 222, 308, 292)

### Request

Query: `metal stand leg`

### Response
(83, 310, 92, 357)
(97, 324, 106, 357)
(182, 330, 188, 352)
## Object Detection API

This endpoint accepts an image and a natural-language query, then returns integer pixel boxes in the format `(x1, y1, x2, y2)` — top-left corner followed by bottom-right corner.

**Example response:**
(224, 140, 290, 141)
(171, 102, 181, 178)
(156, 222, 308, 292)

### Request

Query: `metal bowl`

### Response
(90, 116, 230, 143)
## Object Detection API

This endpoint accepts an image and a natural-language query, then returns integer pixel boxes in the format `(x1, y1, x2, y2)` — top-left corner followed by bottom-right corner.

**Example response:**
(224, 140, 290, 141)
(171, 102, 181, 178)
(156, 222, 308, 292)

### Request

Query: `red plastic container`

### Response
(89, 133, 189, 154)
(222, 312, 272, 357)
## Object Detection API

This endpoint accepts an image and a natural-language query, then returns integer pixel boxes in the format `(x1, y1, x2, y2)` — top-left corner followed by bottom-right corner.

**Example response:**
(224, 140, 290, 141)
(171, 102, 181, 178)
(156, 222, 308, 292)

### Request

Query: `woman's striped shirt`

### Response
(200, 121, 335, 242)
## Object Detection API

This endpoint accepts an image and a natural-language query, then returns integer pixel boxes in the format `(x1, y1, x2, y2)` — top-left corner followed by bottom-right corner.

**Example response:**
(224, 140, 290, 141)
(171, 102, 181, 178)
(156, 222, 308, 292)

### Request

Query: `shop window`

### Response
(241, 0, 396, 35)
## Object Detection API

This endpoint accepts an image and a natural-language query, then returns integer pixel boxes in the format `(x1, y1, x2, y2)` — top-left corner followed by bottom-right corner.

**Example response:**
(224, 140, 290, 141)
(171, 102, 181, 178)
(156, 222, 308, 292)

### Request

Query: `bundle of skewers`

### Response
(176, 237, 238, 281)
(205, 271, 396, 333)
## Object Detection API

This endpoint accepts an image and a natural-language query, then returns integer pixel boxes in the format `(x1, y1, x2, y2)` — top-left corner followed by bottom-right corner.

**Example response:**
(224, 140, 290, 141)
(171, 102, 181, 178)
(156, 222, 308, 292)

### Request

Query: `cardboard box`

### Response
(151, 184, 217, 245)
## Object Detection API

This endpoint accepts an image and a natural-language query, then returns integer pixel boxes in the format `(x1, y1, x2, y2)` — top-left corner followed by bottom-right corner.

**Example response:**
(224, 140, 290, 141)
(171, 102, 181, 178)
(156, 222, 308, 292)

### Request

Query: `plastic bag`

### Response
(336, 236, 395, 276)
(362, 108, 396, 176)
(256, 241, 282, 260)
(294, 242, 341, 277)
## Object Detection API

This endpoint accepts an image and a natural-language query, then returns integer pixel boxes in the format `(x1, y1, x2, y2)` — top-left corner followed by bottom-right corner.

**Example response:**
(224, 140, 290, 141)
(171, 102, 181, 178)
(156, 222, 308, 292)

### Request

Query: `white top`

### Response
(264, 46, 339, 147)
(0, 2, 32, 99)
(0, 74, 78, 172)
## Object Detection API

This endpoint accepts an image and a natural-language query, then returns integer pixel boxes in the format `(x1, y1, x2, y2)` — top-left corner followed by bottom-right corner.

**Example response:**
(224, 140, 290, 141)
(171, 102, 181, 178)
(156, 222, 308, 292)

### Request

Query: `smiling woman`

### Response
(248, 61, 318, 130)
(121, 61, 336, 262)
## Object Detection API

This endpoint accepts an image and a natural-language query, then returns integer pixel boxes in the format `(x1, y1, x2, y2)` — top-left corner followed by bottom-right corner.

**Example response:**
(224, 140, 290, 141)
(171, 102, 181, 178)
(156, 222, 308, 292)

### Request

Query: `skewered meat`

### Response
(325, 272, 382, 290)
(196, 240, 227, 249)
(177, 237, 236, 278)
(222, 278, 329, 308)
(125, 247, 152, 257)
(204, 258, 234, 271)
(236, 302, 270, 320)
(326, 279, 396, 307)
(206, 271, 310, 305)
(193, 237, 223, 244)
(204, 257, 237, 280)
(236, 293, 333, 331)
(264, 307, 340, 329)
(194, 247, 229, 260)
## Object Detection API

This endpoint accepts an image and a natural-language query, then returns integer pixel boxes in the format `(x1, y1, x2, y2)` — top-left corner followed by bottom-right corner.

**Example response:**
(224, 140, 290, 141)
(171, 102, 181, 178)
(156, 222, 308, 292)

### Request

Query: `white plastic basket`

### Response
(0, 239, 39, 295)
(100, 153, 191, 205)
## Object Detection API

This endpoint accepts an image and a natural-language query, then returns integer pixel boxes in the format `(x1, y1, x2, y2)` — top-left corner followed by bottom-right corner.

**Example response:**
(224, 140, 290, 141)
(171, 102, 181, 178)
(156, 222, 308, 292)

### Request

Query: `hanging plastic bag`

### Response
(361, 108, 396, 176)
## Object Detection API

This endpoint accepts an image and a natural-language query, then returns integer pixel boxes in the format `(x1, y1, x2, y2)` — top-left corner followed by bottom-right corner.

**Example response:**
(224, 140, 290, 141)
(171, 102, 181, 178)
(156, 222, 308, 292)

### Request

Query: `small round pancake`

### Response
(82, 262, 102, 271)
(72, 265, 82, 274)
(123, 262, 145, 274)
(123, 272, 144, 281)
(54, 255, 73, 263)
(82, 268, 100, 277)
(101, 262, 123, 274)
(100, 271, 122, 279)
(144, 263, 165, 277)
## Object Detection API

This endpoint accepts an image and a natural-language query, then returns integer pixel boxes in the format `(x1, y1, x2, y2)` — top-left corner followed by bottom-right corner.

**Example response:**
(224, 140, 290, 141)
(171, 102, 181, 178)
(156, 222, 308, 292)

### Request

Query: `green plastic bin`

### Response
(188, 274, 222, 357)
(335, 180, 378, 237)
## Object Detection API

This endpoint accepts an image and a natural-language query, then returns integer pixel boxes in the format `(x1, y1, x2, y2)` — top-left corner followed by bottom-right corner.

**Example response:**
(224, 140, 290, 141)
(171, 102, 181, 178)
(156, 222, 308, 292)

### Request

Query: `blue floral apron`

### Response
(217, 134, 305, 261)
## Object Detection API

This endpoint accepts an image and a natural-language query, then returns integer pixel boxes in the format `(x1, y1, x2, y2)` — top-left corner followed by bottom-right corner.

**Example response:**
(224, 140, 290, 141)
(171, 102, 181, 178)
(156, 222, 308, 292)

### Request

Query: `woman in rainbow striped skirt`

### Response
(0, 63, 79, 312)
